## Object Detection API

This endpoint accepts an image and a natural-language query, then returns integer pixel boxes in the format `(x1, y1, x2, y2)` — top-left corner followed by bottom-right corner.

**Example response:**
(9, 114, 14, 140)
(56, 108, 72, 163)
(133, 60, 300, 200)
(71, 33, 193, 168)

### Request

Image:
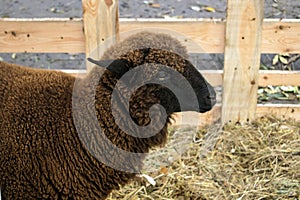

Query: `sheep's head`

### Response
(88, 47, 216, 118)
(87, 32, 217, 144)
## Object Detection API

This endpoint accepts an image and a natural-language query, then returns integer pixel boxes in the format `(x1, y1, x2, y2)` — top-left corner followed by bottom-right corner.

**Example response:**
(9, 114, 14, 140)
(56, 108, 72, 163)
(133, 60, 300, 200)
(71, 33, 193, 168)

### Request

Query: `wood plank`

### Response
(123, 19, 300, 54)
(119, 19, 225, 54)
(1, 18, 300, 54)
(171, 104, 300, 126)
(256, 104, 300, 120)
(222, 0, 264, 124)
(263, 20, 300, 54)
(202, 70, 300, 87)
(82, 0, 119, 71)
(172, 104, 222, 127)
(0, 18, 85, 53)
(259, 70, 300, 87)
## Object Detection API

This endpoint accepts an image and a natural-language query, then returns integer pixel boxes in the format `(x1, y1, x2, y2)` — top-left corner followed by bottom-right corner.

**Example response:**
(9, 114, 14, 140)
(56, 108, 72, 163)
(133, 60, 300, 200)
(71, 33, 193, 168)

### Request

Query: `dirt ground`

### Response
(0, 0, 300, 70)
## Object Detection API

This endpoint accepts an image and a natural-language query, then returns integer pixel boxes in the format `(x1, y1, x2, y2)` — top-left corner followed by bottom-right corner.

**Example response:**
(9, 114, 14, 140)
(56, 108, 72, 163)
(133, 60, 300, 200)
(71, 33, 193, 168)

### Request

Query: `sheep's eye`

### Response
(156, 71, 170, 81)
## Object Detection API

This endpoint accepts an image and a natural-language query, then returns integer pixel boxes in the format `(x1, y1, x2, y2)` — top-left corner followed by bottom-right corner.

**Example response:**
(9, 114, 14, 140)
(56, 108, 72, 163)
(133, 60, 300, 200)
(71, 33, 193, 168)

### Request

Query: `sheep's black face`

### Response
(155, 59, 216, 114)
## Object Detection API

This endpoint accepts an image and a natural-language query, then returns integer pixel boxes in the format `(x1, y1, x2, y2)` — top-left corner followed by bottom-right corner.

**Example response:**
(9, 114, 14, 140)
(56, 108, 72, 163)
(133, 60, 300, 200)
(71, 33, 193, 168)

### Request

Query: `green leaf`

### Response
(279, 55, 289, 65)
(282, 92, 289, 98)
(273, 55, 279, 65)
(259, 96, 269, 101)
(275, 96, 289, 100)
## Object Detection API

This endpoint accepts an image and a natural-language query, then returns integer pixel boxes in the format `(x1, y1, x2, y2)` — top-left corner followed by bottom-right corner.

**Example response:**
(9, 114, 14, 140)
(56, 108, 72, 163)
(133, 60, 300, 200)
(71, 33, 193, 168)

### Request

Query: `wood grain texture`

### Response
(256, 104, 300, 120)
(172, 104, 300, 126)
(222, 0, 264, 124)
(0, 19, 85, 53)
(258, 70, 300, 87)
(193, 70, 300, 87)
(0, 18, 300, 53)
(263, 20, 300, 54)
(82, 0, 119, 71)
(118, 19, 226, 54)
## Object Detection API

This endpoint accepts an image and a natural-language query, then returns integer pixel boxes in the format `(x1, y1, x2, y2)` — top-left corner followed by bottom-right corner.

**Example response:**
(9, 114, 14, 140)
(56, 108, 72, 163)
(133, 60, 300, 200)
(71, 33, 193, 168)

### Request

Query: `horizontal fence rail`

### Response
(172, 104, 300, 126)
(1, 18, 300, 54)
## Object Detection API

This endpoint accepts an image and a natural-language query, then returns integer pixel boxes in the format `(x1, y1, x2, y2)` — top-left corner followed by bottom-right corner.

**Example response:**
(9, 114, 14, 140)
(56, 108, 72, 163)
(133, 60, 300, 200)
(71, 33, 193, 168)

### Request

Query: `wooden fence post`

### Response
(222, 0, 264, 124)
(82, 0, 119, 71)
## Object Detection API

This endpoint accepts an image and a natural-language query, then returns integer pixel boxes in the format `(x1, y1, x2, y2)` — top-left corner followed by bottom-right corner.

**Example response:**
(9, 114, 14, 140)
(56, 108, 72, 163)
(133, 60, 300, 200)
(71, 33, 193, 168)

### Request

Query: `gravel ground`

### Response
(1, 0, 300, 19)
(0, 0, 300, 70)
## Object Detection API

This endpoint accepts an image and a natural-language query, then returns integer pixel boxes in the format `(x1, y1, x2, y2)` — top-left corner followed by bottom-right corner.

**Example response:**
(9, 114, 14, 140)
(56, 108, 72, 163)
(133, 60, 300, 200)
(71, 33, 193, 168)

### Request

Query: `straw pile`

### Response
(108, 116, 300, 200)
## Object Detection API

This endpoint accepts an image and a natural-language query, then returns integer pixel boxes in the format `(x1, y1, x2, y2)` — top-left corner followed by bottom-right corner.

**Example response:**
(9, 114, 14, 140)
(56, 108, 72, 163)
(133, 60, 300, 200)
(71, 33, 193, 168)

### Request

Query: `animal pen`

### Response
(0, 0, 300, 199)
(0, 0, 299, 126)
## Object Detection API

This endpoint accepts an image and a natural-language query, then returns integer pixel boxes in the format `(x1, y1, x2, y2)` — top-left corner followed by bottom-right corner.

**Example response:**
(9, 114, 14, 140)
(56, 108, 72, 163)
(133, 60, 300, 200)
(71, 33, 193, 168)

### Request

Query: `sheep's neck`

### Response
(94, 73, 170, 153)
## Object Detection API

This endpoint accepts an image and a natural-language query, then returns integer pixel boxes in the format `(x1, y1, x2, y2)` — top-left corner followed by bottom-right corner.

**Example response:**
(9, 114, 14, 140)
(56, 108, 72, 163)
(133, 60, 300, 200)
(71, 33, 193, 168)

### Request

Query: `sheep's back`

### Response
(0, 62, 78, 198)
(0, 62, 125, 199)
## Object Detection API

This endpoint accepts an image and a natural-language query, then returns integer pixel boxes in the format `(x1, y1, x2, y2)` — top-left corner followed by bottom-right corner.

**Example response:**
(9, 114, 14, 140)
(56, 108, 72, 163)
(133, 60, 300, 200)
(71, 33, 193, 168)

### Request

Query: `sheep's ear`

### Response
(87, 58, 113, 68)
(87, 58, 130, 76)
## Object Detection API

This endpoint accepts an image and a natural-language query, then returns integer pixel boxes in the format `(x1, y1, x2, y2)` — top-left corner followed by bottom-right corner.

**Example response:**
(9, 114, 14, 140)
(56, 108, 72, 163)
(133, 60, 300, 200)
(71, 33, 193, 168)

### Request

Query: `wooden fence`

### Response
(0, 0, 299, 125)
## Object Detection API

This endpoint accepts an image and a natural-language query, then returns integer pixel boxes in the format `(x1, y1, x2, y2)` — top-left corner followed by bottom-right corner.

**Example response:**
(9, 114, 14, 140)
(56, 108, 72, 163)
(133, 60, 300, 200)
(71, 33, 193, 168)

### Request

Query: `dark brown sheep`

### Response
(0, 31, 216, 199)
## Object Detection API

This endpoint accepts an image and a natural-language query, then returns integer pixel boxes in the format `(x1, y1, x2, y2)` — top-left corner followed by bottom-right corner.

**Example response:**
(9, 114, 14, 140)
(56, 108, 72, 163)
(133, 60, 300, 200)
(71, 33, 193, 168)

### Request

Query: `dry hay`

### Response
(108, 116, 300, 200)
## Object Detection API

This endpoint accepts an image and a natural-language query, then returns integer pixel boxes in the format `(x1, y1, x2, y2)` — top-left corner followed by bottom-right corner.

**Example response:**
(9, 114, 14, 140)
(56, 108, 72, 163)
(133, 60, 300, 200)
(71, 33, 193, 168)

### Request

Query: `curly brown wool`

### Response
(0, 32, 216, 199)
